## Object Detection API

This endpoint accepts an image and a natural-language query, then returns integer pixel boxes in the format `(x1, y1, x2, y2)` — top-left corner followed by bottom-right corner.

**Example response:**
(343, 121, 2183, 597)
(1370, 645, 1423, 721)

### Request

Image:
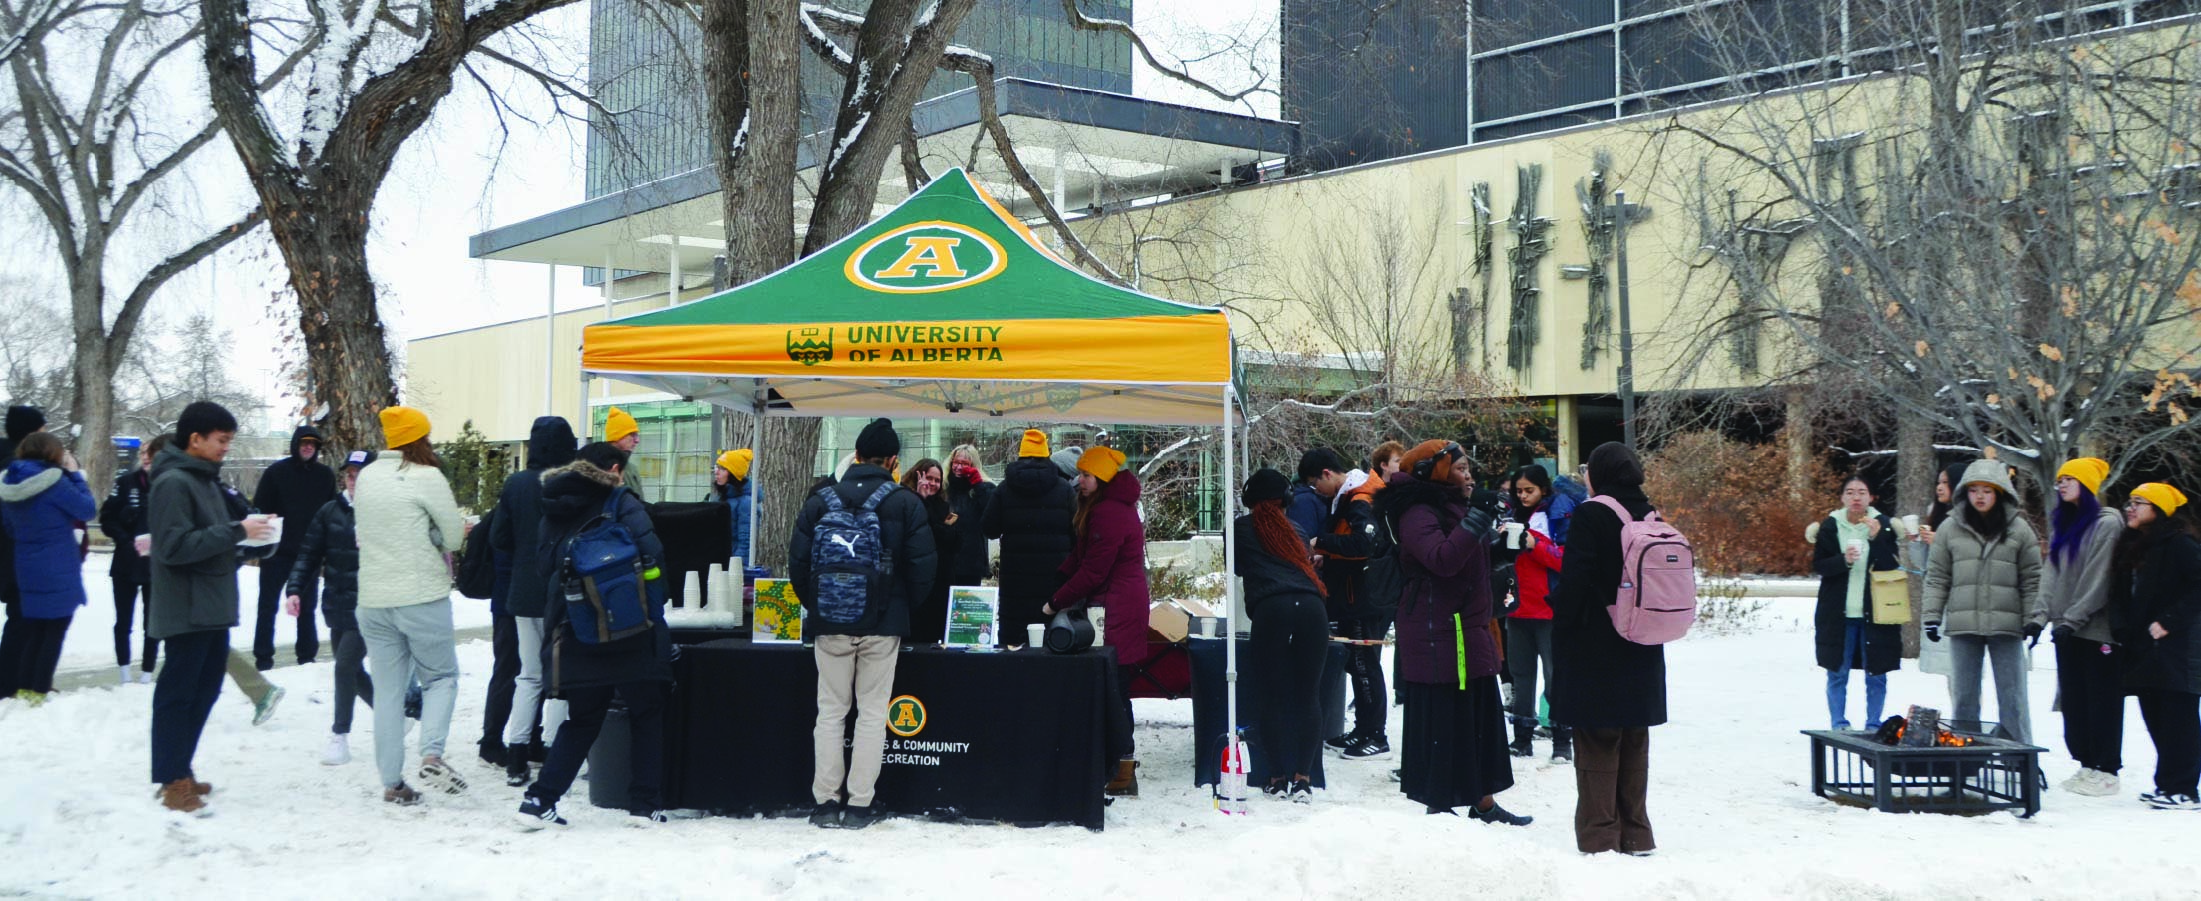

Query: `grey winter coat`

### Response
(1923, 461, 2046, 638)
(2043, 506, 2124, 644)
(145, 445, 246, 640)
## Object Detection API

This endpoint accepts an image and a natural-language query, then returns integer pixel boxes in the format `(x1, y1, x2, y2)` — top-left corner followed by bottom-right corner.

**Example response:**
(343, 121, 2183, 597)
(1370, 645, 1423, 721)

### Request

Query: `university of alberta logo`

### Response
(787, 327, 832, 365)
(887, 694, 927, 737)
(845, 221, 1007, 294)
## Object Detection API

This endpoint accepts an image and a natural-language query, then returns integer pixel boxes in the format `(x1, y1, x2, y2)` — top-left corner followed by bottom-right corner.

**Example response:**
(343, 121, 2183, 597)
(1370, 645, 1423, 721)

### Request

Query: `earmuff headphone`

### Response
(1412, 442, 1463, 481)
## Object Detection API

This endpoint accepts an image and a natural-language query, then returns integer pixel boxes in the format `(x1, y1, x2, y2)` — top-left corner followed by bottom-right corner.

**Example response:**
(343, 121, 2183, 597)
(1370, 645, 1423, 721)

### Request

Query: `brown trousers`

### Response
(1573, 727, 1655, 854)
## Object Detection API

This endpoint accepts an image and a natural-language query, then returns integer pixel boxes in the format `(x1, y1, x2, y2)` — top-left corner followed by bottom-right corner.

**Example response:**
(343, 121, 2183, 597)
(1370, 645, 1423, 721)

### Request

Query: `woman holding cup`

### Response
(1812, 477, 1905, 730)
(2044, 457, 2126, 796)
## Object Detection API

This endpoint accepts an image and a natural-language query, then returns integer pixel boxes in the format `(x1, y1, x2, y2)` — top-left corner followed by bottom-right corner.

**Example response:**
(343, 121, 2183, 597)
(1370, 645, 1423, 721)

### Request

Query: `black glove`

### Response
(1924, 623, 1941, 643)
(1460, 489, 1507, 542)
(2024, 622, 2043, 649)
(2052, 623, 2076, 641)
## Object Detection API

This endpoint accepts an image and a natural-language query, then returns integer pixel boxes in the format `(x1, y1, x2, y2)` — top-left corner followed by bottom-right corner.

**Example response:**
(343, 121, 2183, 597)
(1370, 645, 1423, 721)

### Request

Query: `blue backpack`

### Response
(808, 481, 898, 627)
(558, 487, 661, 645)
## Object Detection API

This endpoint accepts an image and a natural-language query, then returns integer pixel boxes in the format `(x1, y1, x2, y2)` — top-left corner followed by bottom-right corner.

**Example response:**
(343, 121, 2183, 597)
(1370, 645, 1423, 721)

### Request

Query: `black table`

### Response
(1188, 636, 1344, 788)
(645, 638, 1120, 829)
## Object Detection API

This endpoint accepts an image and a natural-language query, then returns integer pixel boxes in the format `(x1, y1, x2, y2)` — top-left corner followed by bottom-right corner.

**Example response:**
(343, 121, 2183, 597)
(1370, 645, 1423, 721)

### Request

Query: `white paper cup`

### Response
(1903, 514, 1921, 534)
(134, 535, 151, 555)
(1201, 618, 1219, 638)
(1843, 538, 1866, 557)
(1503, 522, 1526, 548)
(1027, 623, 1045, 648)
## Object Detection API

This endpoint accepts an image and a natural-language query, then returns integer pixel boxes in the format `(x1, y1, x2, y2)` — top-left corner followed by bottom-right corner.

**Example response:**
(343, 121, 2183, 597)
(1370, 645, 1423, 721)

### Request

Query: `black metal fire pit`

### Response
(1803, 724, 2044, 817)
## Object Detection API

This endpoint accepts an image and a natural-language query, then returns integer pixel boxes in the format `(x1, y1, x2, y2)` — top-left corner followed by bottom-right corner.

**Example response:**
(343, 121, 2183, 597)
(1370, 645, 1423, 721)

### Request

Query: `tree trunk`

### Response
(64, 260, 118, 491)
(1785, 385, 1811, 503)
(1896, 413, 1933, 658)
(264, 205, 396, 455)
(752, 418, 821, 571)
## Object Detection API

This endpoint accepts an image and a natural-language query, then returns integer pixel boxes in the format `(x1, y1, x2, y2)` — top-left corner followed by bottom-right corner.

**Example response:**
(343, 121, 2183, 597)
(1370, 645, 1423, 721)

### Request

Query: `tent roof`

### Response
(581, 168, 1235, 426)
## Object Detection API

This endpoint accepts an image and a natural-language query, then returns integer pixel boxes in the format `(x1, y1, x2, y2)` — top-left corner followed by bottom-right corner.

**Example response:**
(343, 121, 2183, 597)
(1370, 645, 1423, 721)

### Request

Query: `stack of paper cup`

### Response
(706, 563, 732, 609)
(682, 572, 705, 608)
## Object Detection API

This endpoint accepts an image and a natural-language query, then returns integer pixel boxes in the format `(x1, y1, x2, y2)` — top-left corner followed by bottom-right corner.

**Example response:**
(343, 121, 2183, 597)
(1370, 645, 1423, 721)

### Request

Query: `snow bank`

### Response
(5, 570, 2199, 899)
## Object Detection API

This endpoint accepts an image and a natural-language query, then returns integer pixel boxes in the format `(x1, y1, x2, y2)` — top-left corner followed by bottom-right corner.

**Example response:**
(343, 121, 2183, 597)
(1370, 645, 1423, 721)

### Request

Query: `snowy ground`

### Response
(5, 563, 2200, 900)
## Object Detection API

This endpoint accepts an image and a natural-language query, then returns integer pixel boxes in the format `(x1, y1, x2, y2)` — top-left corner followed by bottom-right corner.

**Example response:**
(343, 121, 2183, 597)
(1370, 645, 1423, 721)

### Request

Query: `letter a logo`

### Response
(875, 237, 966, 279)
(847, 222, 1006, 294)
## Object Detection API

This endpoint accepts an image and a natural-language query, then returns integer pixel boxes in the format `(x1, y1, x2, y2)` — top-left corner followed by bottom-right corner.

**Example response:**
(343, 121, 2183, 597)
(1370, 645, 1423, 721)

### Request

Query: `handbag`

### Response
(1045, 606, 1095, 654)
(1868, 569, 1910, 625)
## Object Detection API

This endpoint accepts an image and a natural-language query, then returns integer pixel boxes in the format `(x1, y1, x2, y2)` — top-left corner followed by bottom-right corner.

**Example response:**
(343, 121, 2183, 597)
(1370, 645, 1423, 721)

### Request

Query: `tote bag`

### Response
(1868, 570, 1911, 625)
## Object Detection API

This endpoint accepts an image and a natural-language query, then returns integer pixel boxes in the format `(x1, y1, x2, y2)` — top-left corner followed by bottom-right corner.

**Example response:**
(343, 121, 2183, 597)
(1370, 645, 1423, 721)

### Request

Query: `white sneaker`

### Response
(119, 665, 133, 686)
(322, 733, 351, 766)
(2072, 768, 2120, 797)
(251, 685, 284, 727)
(136, 669, 155, 684)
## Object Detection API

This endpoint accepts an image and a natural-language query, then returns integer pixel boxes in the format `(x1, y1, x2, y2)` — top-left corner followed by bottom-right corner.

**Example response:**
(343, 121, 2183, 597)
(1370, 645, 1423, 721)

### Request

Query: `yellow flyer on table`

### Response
(753, 578, 803, 643)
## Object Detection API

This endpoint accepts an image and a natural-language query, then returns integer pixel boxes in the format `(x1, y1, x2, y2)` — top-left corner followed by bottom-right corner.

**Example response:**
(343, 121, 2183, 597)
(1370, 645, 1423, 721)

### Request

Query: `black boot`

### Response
(1551, 726, 1573, 764)
(1508, 722, 1535, 758)
(505, 745, 532, 787)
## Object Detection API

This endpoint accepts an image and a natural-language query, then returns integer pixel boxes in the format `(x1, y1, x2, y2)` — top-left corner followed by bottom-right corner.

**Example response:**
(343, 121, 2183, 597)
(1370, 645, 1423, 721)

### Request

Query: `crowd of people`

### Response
(1, 393, 2197, 839)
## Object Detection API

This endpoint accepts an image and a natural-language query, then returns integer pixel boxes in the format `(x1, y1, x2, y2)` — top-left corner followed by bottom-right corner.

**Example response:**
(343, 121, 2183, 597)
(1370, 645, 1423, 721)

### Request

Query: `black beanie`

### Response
(855, 418, 900, 461)
(5, 405, 44, 442)
(1244, 468, 1290, 505)
(1296, 447, 1346, 483)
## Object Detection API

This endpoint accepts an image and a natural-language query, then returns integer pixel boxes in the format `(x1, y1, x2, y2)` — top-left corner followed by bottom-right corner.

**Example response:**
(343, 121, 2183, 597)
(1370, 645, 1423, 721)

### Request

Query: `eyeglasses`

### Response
(2126, 500, 2157, 511)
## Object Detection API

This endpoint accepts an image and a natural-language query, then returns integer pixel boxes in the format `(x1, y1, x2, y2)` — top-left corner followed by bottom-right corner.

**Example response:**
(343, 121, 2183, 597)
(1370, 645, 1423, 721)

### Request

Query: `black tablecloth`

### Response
(658, 638, 1119, 829)
(1188, 636, 1344, 787)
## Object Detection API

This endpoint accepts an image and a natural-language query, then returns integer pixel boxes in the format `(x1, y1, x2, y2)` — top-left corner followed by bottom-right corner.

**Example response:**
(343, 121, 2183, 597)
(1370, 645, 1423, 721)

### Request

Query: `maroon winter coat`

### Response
(1386, 475, 1501, 686)
(1054, 471, 1150, 665)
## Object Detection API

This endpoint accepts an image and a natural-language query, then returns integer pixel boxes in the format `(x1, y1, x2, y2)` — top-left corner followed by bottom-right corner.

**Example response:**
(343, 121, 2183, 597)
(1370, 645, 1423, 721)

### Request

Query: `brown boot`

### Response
(158, 779, 208, 816)
(188, 774, 213, 796)
(1105, 759, 1139, 798)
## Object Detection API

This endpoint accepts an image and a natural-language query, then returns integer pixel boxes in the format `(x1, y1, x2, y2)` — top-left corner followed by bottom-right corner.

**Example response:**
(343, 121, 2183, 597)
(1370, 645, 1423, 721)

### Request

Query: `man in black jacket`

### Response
(100, 437, 161, 684)
(488, 416, 576, 784)
(515, 442, 671, 828)
(287, 451, 373, 766)
(791, 418, 936, 829)
(0, 404, 46, 697)
(982, 429, 1076, 647)
(250, 425, 337, 669)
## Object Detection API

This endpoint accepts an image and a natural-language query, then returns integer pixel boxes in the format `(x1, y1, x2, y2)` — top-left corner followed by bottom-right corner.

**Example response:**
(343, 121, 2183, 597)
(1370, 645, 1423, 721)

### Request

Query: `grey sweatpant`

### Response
(358, 600, 460, 789)
(1948, 634, 2033, 744)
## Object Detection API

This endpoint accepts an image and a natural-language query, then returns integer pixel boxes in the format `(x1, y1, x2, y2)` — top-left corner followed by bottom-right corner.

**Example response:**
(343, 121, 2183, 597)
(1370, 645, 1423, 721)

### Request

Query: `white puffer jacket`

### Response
(353, 459, 466, 609)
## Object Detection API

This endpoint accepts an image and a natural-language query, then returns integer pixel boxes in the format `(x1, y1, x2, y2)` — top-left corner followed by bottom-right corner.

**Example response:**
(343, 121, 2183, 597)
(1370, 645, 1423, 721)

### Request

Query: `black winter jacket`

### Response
(252, 426, 337, 559)
(2115, 529, 2201, 695)
(490, 417, 575, 617)
(1549, 487, 1669, 729)
(287, 496, 360, 631)
(537, 460, 670, 694)
(945, 475, 995, 584)
(1812, 512, 1904, 675)
(1313, 490, 1377, 621)
(790, 464, 937, 639)
(99, 466, 152, 582)
(982, 457, 1076, 607)
(1233, 515, 1328, 616)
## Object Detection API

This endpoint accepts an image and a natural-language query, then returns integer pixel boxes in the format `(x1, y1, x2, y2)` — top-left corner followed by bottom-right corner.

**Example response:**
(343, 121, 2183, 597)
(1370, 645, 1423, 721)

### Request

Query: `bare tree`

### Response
(0, 0, 298, 487)
(198, 0, 598, 455)
(1651, 1, 2201, 513)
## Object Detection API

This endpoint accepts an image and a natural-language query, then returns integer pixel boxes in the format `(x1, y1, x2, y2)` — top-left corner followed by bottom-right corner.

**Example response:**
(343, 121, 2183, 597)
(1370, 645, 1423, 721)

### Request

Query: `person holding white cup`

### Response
(1812, 477, 1905, 731)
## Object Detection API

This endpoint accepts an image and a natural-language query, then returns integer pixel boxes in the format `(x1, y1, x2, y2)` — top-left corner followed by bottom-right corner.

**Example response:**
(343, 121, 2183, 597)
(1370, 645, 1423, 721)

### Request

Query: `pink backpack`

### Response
(1588, 496, 1697, 644)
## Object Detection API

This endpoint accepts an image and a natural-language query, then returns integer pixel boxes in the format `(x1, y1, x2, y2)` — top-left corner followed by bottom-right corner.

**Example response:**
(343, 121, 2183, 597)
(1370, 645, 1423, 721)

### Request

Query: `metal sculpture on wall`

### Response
(1454, 181, 1495, 373)
(1696, 157, 1811, 375)
(1506, 164, 1555, 374)
(1573, 152, 1615, 370)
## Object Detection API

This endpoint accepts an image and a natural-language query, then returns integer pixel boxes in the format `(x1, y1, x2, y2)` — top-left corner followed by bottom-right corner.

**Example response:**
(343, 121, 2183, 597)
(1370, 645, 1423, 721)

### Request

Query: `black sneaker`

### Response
(840, 804, 882, 829)
(630, 809, 671, 823)
(1288, 778, 1313, 804)
(1342, 736, 1392, 760)
(2141, 790, 2201, 810)
(809, 799, 844, 828)
(514, 796, 566, 830)
(1262, 779, 1289, 798)
(1468, 800, 1533, 826)
(1323, 733, 1358, 754)
(403, 686, 422, 721)
(504, 752, 531, 787)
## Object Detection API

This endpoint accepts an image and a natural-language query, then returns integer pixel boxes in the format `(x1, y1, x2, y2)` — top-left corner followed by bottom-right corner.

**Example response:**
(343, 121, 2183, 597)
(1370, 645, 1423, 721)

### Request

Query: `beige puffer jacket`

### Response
(353, 459, 466, 609)
(1922, 461, 2047, 638)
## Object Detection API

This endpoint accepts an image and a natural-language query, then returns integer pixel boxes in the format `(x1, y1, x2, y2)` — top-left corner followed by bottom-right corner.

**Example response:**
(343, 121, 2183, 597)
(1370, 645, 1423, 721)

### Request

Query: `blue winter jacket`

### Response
(1546, 476, 1586, 546)
(0, 460, 97, 618)
(723, 480, 756, 564)
(1286, 483, 1327, 541)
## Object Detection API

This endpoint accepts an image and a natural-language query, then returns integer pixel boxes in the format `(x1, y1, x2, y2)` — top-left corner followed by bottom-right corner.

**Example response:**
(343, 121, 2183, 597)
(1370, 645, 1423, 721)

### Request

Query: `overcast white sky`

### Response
(2, 1, 1277, 429)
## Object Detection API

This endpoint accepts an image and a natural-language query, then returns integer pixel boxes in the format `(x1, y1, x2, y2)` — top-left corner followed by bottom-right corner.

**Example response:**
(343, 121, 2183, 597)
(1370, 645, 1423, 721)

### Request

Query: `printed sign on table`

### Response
(752, 578, 803, 643)
(944, 586, 999, 649)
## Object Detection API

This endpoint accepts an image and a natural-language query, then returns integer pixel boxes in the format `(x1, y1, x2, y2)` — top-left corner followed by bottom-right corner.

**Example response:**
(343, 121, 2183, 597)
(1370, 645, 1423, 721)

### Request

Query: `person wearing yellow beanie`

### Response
(1018, 429, 1051, 459)
(1076, 446, 1126, 483)
(2056, 458, 2110, 498)
(713, 448, 757, 564)
(2117, 479, 2201, 809)
(604, 408, 640, 451)
(2046, 456, 2128, 796)
(379, 406, 431, 448)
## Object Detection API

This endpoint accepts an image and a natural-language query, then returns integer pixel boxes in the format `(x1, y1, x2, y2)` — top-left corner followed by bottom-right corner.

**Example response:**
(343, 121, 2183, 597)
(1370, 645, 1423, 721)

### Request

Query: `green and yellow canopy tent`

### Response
(580, 168, 1253, 775)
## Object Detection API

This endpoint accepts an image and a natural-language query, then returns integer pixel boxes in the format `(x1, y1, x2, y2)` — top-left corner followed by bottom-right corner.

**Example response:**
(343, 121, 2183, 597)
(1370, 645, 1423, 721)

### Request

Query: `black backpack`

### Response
(1360, 506, 1406, 616)
(455, 506, 498, 600)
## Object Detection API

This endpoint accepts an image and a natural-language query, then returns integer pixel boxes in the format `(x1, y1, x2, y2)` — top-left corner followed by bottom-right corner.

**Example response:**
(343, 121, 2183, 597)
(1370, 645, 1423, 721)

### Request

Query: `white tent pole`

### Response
(578, 373, 592, 439)
(1221, 384, 1239, 765)
(544, 264, 557, 416)
(750, 379, 766, 566)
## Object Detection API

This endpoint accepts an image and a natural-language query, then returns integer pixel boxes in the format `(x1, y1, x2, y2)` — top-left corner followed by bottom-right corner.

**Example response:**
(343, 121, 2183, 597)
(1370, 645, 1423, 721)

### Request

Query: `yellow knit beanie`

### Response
(378, 406, 431, 448)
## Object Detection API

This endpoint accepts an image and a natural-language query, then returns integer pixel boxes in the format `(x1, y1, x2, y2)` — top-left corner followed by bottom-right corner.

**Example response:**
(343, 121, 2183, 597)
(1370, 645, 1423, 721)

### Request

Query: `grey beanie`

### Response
(1051, 447, 1084, 479)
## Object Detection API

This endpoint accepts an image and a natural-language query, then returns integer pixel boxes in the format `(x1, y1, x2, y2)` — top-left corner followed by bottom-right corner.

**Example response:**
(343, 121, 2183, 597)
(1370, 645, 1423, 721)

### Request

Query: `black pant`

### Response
(2054, 634, 2125, 774)
(529, 681, 666, 812)
(482, 613, 519, 755)
(1505, 617, 1555, 728)
(255, 557, 317, 668)
(10, 614, 72, 694)
(0, 599, 25, 695)
(112, 578, 157, 671)
(1252, 593, 1329, 780)
(2135, 689, 2201, 797)
(151, 630, 228, 785)
(331, 627, 374, 734)
(1337, 615, 1389, 738)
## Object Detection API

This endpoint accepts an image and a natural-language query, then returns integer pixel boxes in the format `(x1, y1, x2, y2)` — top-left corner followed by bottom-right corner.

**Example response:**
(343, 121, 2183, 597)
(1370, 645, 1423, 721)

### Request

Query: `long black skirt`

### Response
(1400, 676, 1515, 811)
